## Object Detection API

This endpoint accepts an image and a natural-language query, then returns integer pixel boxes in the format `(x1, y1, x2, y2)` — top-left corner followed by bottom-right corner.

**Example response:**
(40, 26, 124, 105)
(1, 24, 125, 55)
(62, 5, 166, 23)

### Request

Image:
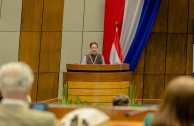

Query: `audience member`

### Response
(113, 94, 130, 106)
(144, 76, 194, 126)
(0, 62, 56, 126)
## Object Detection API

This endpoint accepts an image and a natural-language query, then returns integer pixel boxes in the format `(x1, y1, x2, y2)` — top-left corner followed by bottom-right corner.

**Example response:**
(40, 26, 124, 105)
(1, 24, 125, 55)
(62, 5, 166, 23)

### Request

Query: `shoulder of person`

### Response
(28, 109, 56, 119)
(27, 109, 56, 126)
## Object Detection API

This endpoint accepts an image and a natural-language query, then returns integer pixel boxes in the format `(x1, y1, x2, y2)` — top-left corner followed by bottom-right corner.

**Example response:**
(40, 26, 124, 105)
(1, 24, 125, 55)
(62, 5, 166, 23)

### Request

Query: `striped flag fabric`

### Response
(103, 0, 161, 71)
(102, 0, 125, 64)
(109, 24, 123, 64)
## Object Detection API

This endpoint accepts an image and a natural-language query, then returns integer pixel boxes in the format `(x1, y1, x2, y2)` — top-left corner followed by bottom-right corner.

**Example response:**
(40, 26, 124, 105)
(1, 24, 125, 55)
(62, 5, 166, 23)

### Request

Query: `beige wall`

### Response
(58, 0, 105, 97)
(60, 0, 105, 68)
(0, 0, 22, 65)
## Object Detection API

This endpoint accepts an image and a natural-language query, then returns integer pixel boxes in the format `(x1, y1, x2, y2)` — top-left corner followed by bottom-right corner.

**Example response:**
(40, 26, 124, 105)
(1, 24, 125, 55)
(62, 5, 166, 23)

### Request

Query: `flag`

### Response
(102, 0, 125, 64)
(103, 0, 161, 70)
(109, 25, 123, 64)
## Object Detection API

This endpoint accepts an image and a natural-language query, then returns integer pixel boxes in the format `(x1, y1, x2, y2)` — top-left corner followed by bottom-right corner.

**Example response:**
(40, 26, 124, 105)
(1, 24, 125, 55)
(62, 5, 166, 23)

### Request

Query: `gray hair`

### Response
(0, 62, 34, 96)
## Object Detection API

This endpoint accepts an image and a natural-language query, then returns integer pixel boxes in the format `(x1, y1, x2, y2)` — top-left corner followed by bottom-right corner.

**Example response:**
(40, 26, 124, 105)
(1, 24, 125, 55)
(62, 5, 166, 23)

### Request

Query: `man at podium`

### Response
(82, 42, 105, 64)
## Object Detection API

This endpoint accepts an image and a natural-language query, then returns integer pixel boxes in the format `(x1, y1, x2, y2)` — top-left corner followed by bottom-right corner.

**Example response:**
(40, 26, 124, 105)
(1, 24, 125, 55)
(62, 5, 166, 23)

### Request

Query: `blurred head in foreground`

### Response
(151, 76, 194, 126)
(60, 107, 109, 126)
(113, 94, 129, 106)
(0, 62, 34, 104)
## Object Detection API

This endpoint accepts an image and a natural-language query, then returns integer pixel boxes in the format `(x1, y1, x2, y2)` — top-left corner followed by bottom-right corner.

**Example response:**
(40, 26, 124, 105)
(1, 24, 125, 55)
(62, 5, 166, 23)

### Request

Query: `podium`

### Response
(63, 64, 133, 104)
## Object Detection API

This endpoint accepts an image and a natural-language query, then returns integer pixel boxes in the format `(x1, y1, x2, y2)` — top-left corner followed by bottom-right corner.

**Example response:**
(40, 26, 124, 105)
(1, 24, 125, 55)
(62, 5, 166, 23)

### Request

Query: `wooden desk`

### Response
(102, 121, 143, 126)
(63, 64, 133, 104)
(56, 120, 143, 126)
(49, 104, 157, 121)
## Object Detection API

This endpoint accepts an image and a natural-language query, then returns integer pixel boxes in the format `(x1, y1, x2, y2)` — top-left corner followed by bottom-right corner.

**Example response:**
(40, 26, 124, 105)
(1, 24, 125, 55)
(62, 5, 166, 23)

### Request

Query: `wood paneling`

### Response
(66, 64, 129, 71)
(143, 75, 165, 99)
(20, 0, 64, 101)
(20, 0, 43, 31)
(168, 0, 189, 33)
(152, 0, 168, 32)
(166, 34, 187, 74)
(133, 75, 143, 99)
(68, 95, 114, 103)
(39, 32, 62, 72)
(19, 32, 41, 73)
(68, 89, 128, 96)
(144, 33, 166, 74)
(30, 74, 38, 102)
(49, 105, 157, 121)
(186, 34, 193, 74)
(134, 50, 145, 74)
(42, 0, 64, 31)
(64, 72, 133, 82)
(37, 73, 59, 101)
(68, 81, 129, 89)
(188, 0, 194, 33)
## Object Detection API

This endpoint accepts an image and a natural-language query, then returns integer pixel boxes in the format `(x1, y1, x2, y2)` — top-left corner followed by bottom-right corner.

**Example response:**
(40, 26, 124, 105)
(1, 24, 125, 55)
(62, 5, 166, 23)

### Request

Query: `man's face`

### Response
(90, 44, 98, 55)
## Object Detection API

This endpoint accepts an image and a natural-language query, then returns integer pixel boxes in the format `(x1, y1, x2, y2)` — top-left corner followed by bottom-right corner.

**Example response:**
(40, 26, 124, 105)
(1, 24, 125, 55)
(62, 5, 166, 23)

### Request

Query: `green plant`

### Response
(62, 96, 73, 105)
(129, 82, 142, 106)
(75, 95, 81, 105)
(62, 83, 91, 105)
(61, 83, 73, 105)
(75, 95, 91, 106)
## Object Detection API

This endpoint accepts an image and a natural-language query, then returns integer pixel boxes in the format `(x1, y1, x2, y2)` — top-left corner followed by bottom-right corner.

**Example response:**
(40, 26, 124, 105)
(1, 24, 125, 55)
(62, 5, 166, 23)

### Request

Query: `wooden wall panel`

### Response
(68, 95, 114, 103)
(42, 0, 64, 31)
(133, 75, 143, 99)
(144, 33, 166, 74)
(168, 0, 189, 33)
(19, 32, 41, 73)
(68, 81, 129, 89)
(20, 0, 43, 31)
(134, 50, 145, 74)
(186, 34, 193, 74)
(37, 73, 59, 101)
(143, 75, 165, 99)
(166, 34, 187, 74)
(152, 0, 168, 32)
(39, 32, 62, 72)
(68, 89, 128, 96)
(188, 0, 194, 33)
(31, 74, 38, 102)
(133, 45, 145, 100)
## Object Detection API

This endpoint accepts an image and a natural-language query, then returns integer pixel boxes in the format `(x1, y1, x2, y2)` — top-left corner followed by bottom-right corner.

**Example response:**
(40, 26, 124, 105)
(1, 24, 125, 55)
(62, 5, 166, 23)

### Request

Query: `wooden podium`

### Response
(63, 64, 133, 104)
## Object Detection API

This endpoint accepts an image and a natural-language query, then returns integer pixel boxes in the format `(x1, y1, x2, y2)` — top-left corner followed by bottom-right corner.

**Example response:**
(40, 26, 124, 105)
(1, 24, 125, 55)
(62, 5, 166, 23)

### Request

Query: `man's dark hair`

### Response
(90, 42, 98, 48)
(113, 94, 130, 106)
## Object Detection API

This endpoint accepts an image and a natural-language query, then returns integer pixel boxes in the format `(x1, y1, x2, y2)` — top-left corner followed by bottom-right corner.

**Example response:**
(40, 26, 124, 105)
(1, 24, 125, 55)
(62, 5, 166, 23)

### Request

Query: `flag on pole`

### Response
(110, 22, 123, 64)
(102, 0, 125, 64)
(103, 0, 161, 70)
